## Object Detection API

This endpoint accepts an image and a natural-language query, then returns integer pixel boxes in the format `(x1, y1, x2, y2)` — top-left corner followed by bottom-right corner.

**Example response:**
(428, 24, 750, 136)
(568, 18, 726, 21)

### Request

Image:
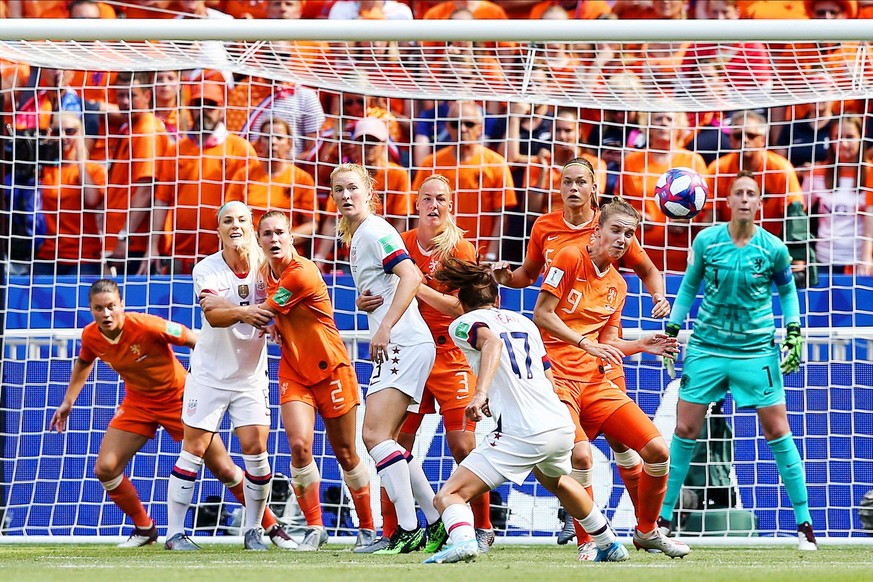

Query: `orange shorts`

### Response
(420, 347, 475, 414)
(401, 401, 475, 434)
(279, 363, 360, 419)
(108, 388, 184, 441)
(554, 376, 633, 443)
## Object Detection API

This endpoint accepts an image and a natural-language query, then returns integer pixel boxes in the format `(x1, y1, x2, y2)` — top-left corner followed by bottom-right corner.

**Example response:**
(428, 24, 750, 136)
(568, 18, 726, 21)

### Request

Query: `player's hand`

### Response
(369, 326, 391, 364)
(651, 293, 671, 319)
(663, 323, 680, 379)
(780, 323, 803, 374)
(491, 261, 512, 286)
(356, 289, 383, 313)
(50, 402, 72, 433)
(579, 339, 624, 367)
(238, 304, 275, 329)
(263, 321, 282, 344)
(641, 332, 679, 357)
(465, 392, 490, 422)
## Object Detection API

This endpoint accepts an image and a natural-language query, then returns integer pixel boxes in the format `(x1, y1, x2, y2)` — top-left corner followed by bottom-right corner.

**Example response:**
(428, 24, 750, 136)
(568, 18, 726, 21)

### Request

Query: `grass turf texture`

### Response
(1, 544, 870, 582)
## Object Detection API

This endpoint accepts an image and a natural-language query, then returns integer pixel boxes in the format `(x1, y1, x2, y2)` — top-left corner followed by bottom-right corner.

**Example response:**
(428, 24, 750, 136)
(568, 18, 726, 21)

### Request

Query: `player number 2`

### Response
(500, 331, 533, 379)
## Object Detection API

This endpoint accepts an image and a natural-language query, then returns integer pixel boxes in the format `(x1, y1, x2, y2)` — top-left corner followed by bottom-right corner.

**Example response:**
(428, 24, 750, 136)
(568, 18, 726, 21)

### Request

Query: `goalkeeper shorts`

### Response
(680, 347, 785, 409)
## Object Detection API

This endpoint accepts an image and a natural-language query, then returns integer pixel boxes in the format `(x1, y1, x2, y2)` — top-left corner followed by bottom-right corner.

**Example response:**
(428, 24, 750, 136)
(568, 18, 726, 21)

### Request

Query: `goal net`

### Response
(1, 17, 872, 544)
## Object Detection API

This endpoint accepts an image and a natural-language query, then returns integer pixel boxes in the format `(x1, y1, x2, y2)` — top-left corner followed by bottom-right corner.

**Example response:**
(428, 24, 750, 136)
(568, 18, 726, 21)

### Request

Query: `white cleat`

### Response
(797, 522, 818, 551)
(266, 524, 298, 550)
(118, 522, 158, 548)
(576, 541, 599, 561)
(633, 527, 691, 559)
(423, 538, 479, 564)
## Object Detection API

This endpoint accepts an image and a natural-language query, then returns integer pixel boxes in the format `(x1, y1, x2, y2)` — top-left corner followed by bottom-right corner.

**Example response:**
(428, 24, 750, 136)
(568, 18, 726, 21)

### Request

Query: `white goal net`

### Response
(1, 17, 872, 544)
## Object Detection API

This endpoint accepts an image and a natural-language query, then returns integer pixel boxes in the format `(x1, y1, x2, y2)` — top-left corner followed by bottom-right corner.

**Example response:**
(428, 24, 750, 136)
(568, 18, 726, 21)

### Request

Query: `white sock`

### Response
(370, 440, 418, 531)
(578, 503, 616, 550)
(166, 450, 203, 537)
(407, 457, 439, 525)
(242, 452, 272, 531)
(441, 503, 475, 544)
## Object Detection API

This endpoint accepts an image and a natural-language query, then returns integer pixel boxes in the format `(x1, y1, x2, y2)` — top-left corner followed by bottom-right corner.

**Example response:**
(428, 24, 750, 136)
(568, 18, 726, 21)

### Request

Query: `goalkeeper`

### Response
(659, 171, 817, 551)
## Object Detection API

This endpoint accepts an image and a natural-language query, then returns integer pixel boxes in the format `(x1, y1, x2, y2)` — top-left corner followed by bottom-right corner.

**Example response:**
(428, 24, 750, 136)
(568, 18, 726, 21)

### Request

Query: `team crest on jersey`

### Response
(238, 284, 250, 299)
(273, 287, 293, 306)
(544, 266, 564, 287)
(280, 381, 288, 396)
(255, 279, 267, 303)
(186, 399, 197, 417)
(454, 322, 471, 340)
(129, 344, 142, 357)
(166, 322, 183, 338)
(378, 235, 399, 254)
(606, 287, 618, 308)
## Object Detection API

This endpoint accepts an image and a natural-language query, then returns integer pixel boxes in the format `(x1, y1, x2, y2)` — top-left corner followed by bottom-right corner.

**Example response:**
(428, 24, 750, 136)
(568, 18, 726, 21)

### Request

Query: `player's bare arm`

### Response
(533, 291, 624, 366)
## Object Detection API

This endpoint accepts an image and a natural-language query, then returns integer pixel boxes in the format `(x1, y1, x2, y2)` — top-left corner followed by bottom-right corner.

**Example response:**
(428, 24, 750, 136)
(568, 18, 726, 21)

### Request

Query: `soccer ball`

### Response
(655, 167, 708, 219)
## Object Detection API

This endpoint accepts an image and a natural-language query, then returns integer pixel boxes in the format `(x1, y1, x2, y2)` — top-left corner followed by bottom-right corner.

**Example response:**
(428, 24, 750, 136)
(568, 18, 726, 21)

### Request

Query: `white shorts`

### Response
(182, 375, 271, 432)
(366, 342, 435, 412)
(461, 428, 574, 489)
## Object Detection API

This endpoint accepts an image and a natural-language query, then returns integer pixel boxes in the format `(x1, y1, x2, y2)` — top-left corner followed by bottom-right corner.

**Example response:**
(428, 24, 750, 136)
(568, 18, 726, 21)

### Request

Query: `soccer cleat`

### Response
(354, 528, 376, 551)
(266, 524, 298, 550)
(164, 532, 201, 551)
(244, 527, 269, 551)
(296, 527, 329, 551)
(593, 541, 631, 562)
(118, 522, 158, 548)
(632, 527, 691, 559)
(797, 522, 818, 551)
(353, 535, 391, 554)
(423, 520, 448, 553)
(556, 508, 576, 545)
(475, 528, 495, 554)
(657, 516, 673, 537)
(373, 526, 425, 555)
(577, 541, 599, 561)
(422, 538, 479, 564)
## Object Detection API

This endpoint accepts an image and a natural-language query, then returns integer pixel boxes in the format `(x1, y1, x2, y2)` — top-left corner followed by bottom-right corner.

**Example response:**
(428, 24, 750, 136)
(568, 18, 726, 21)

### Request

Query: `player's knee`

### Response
(640, 439, 670, 465)
(288, 439, 313, 464)
(333, 447, 359, 470)
(674, 419, 703, 440)
(570, 444, 592, 469)
(93, 462, 121, 483)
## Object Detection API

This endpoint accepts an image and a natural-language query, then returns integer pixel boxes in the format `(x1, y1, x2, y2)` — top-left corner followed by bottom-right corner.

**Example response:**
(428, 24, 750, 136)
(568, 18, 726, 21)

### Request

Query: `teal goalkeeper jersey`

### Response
(672, 223, 797, 356)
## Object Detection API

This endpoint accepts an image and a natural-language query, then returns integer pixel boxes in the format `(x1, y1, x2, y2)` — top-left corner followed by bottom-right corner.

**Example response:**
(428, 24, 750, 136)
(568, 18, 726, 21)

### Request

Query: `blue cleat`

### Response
(593, 541, 630, 562)
(422, 538, 479, 564)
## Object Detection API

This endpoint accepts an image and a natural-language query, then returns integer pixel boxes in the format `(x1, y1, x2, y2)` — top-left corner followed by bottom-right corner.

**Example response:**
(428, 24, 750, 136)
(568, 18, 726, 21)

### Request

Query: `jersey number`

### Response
(500, 331, 533, 380)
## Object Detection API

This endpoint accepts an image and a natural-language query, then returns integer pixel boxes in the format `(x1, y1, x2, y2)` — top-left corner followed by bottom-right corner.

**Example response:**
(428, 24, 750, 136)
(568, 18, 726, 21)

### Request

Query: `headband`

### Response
(217, 200, 252, 222)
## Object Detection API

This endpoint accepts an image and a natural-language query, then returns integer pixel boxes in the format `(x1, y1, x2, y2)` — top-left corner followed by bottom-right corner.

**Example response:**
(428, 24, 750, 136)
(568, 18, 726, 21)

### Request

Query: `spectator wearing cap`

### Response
(153, 82, 258, 274)
(314, 117, 412, 268)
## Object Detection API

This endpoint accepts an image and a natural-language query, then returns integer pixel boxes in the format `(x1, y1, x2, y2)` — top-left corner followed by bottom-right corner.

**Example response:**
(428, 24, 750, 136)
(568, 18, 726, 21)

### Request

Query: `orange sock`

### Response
(228, 481, 279, 530)
(293, 483, 324, 527)
(348, 483, 375, 531)
(471, 492, 492, 529)
(617, 463, 642, 517)
(380, 486, 397, 538)
(574, 485, 594, 544)
(105, 475, 151, 529)
(637, 471, 668, 533)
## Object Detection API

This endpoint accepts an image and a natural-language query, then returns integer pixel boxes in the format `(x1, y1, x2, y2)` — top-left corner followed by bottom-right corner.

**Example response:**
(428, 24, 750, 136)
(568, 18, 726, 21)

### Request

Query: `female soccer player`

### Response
(532, 197, 690, 558)
(356, 175, 489, 554)
(331, 162, 440, 555)
(423, 256, 629, 565)
(50, 278, 295, 549)
(494, 157, 669, 558)
(165, 201, 276, 551)
(256, 210, 374, 551)
(660, 171, 816, 551)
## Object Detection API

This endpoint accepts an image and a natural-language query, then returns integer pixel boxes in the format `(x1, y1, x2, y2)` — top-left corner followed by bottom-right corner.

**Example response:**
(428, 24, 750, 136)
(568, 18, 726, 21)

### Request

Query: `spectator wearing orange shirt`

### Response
(707, 110, 813, 284)
(153, 70, 184, 141)
(225, 116, 318, 257)
(412, 101, 516, 261)
(6, 0, 115, 18)
(528, 0, 611, 19)
(105, 71, 171, 276)
(153, 82, 257, 274)
(34, 111, 105, 276)
(621, 110, 708, 273)
(422, 0, 508, 19)
(218, 0, 268, 19)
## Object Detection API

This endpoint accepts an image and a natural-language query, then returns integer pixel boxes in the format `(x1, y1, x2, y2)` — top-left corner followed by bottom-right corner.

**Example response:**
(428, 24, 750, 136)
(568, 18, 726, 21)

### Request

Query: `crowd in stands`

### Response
(1, 0, 872, 282)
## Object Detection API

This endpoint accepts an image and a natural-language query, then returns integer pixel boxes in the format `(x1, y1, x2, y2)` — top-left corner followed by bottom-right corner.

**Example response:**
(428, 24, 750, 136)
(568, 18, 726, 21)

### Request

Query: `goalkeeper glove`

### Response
(664, 323, 680, 379)
(780, 322, 803, 374)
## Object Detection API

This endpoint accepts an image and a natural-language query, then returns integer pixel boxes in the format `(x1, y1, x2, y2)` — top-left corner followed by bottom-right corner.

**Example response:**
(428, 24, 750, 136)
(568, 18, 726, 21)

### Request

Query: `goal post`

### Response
(1, 18, 872, 544)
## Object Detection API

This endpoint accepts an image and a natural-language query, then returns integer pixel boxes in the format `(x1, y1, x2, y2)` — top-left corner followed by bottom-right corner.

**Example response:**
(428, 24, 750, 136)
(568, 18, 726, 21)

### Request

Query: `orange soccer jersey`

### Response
(155, 134, 257, 260)
(225, 162, 317, 228)
(412, 146, 516, 250)
(539, 243, 626, 381)
(105, 112, 170, 254)
(37, 162, 106, 265)
(78, 312, 192, 400)
(264, 255, 351, 387)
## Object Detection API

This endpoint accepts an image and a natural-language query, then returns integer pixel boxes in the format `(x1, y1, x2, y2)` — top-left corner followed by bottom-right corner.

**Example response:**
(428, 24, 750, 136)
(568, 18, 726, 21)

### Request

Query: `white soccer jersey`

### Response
(449, 308, 573, 438)
(350, 214, 433, 347)
(190, 252, 268, 391)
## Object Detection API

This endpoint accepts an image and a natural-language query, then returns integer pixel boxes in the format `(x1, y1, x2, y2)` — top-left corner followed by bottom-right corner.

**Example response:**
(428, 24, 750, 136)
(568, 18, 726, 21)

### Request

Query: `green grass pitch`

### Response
(1, 544, 870, 582)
